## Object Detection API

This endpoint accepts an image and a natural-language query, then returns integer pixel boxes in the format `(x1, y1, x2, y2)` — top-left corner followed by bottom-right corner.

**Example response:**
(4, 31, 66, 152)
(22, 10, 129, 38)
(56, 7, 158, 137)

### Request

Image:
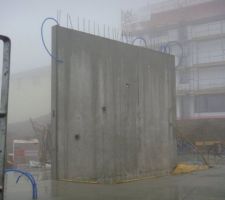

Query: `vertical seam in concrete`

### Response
(54, 26, 59, 179)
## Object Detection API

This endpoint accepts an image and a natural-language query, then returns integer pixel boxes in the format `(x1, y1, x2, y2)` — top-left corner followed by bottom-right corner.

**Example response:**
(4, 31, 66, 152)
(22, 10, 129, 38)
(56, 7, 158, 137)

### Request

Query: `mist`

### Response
(0, 0, 148, 73)
(1, 1, 225, 199)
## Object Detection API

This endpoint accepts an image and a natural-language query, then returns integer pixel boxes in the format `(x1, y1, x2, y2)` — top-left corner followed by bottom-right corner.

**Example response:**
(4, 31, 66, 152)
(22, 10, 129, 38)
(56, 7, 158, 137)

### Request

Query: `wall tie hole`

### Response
(75, 134, 80, 141)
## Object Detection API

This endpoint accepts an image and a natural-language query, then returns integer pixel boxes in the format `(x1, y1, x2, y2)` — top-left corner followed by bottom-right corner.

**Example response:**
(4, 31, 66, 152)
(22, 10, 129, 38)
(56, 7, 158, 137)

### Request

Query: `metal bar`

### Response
(88, 20, 90, 33)
(103, 24, 105, 37)
(77, 16, 80, 31)
(93, 21, 95, 35)
(0, 35, 11, 200)
(67, 14, 73, 29)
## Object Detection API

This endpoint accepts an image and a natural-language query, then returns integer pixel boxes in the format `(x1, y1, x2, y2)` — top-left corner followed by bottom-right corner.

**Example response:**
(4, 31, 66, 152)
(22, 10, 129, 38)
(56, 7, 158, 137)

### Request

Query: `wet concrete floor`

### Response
(4, 165, 225, 200)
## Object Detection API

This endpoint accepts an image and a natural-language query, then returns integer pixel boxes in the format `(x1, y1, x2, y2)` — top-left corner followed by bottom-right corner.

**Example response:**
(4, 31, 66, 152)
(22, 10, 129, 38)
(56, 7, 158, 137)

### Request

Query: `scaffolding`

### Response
(150, 0, 214, 14)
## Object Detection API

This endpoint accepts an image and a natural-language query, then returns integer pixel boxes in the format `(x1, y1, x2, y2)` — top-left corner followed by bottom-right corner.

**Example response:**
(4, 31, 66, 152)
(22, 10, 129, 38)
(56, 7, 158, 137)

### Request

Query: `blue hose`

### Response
(160, 41, 184, 66)
(160, 44, 170, 53)
(41, 17, 63, 63)
(132, 37, 147, 47)
(5, 168, 38, 199)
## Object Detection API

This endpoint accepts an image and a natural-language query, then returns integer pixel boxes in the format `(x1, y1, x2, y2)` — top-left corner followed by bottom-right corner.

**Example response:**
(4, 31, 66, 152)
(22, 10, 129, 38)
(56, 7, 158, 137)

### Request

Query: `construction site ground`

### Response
(4, 165, 225, 200)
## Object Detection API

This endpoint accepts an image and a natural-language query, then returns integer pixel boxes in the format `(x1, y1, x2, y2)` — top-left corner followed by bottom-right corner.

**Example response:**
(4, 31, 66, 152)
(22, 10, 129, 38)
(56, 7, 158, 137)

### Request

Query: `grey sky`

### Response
(0, 0, 149, 73)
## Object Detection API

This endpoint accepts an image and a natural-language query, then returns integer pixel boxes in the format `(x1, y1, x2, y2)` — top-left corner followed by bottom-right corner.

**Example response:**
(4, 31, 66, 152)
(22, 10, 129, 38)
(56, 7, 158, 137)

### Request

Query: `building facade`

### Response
(13, 139, 39, 167)
(122, 0, 225, 121)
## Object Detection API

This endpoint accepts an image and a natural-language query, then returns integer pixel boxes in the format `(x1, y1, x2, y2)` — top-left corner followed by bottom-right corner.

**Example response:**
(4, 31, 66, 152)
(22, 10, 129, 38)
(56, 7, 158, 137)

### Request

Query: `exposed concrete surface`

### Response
(4, 166, 225, 200)
(51, 26, 176, 183)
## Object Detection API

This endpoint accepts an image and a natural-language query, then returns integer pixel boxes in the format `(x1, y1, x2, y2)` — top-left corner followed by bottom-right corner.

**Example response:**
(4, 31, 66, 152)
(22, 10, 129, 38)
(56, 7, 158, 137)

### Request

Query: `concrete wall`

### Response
(51, 26, 176, 183)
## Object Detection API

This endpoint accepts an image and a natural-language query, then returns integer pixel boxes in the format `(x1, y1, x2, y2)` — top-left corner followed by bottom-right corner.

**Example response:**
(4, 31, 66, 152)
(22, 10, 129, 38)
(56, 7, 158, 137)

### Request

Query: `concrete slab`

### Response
(51, 26, 177, 183)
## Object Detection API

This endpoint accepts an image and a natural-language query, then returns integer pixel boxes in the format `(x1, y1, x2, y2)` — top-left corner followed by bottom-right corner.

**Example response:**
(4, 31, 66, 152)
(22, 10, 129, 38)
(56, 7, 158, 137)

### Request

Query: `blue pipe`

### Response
(160, 41, 184, 66)
(41, 17, 63, 63)
(132, 37, 147, 47)
(5, 168, 38, 199)
(160, 45, 170, 54)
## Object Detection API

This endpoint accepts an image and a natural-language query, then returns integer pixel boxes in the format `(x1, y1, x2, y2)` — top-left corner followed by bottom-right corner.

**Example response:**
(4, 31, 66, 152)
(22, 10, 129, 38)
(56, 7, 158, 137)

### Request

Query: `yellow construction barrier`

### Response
(173, 163, 208, 175)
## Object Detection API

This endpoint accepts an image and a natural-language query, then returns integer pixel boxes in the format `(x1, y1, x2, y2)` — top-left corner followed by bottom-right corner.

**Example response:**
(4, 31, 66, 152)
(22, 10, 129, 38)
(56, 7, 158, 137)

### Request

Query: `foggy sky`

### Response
(0, 0, 149, 73)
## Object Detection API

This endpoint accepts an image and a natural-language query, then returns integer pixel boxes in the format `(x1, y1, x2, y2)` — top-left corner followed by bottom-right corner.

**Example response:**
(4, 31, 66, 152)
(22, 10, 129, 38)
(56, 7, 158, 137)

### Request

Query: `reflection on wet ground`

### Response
(4, 166, 225, 200)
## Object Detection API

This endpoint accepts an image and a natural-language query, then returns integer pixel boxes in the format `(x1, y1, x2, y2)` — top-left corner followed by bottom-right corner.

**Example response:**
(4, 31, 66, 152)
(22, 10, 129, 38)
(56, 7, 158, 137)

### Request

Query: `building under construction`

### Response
(122, 0, 225, 149)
